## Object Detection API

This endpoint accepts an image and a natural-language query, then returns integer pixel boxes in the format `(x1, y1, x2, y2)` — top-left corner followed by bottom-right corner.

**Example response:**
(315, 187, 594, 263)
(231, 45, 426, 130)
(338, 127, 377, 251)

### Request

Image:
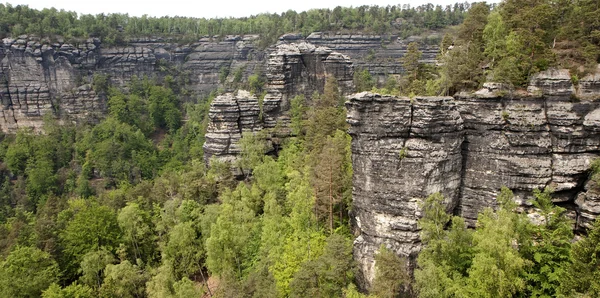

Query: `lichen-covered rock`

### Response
(203, 90, 262, 164)
(347, 82, 600, 289)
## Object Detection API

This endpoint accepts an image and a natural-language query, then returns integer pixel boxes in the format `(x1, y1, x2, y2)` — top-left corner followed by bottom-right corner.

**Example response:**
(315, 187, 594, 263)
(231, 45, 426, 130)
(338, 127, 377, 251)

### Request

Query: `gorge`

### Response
(3, 31, 600, 291)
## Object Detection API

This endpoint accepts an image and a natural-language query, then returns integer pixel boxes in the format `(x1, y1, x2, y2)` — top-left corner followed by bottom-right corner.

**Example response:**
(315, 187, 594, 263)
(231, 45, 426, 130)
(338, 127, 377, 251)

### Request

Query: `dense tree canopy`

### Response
(0, 2, 469, 45)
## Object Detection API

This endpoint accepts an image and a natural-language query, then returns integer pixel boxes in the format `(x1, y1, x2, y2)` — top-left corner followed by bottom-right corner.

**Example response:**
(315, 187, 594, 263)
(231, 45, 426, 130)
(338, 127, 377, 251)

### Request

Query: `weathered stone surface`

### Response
(347, 74, 600, 288)
(347, 92, 464, 288)
(0, 35, 266, 133)
(528, 68, 574, 96)
(0, 33, 434, 133)
(204, 42, 355, 164)
(577, 65, 600, 100)
(299, 32, 439, 84)
(262, 42, 354, 135)
(203, 90, 262, 164)
(576, 179, 600, 229)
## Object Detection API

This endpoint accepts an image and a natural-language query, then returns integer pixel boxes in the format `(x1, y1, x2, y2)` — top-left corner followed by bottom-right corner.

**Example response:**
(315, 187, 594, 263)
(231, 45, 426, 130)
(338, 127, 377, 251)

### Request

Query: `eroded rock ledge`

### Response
(347, 68, 600, 288)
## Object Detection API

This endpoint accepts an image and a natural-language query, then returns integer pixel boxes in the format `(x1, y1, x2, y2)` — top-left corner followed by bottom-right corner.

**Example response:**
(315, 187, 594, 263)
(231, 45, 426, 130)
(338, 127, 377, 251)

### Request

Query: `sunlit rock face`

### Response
(347, 67, 600, 289)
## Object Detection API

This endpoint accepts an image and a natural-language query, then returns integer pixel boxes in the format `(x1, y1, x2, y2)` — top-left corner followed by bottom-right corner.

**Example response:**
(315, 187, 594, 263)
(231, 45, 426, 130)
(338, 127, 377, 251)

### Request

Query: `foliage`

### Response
(0, 246, 60, 298)
(371, 245, 410, 298)
(42, 283, 95, 298)
(560, 217, 600, 296)
(59, 199, 122, 280)
(100, 260, 148, 298)
(0, 3, 469, 45)
(354, 69, 374, 92)
(289, 234, 354, 297)
(414, 187, 583, 298)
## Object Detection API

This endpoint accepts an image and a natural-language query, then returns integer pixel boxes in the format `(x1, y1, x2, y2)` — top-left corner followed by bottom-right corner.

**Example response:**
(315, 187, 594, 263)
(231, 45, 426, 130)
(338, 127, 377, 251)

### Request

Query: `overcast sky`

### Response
(2, 0, 495, 18)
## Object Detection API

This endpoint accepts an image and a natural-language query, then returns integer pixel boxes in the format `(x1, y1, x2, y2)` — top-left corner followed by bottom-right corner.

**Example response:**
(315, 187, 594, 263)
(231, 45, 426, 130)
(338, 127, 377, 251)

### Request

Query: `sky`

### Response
(2, 0, 491, 19)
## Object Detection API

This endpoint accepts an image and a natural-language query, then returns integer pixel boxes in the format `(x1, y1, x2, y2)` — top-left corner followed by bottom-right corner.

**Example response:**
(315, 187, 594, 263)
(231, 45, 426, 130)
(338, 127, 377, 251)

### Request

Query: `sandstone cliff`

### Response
(347, 68, 600, 288)
(0, 35, 265, 133)
(0, 33, 429, 133)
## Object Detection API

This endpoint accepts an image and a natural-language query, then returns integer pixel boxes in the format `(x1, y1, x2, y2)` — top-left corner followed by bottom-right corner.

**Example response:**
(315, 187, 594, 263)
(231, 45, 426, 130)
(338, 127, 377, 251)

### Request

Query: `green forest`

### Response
(0, 2, 469, 46)
(356, 0, 600, 96)
(1, 0, 600, 297)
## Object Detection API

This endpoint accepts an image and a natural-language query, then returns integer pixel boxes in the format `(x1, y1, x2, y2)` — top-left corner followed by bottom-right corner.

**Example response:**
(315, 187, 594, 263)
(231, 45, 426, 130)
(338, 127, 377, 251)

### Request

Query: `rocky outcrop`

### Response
(347, 93, 464, 287)
(347, 68, 600, 289)
(203, 90, 262, 164)
(297, 32, 439, 84)
(262, 42, 354, 135)
(203, 42, 355, 165)
(0, 33, 437, 133)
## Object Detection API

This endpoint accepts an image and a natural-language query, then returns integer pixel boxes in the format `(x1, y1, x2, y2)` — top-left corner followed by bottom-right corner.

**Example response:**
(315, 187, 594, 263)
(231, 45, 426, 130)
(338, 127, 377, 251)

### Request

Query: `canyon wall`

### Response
(346, 67, 600, 288)
(0, 33, 433, 133)
(0, 35, 265, 132)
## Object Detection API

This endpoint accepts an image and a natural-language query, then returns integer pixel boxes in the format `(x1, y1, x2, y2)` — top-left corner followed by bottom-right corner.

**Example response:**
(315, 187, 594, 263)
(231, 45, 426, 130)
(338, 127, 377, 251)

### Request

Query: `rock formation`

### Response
(0, 33, 432, 133)
(347, 67, 600, 288)
(203, 42, 354, 164)
(288, 32, 439, 84)
(262, 42, 354, 135)
(0, 35, 265, 133)
(203, 90, 262, 164)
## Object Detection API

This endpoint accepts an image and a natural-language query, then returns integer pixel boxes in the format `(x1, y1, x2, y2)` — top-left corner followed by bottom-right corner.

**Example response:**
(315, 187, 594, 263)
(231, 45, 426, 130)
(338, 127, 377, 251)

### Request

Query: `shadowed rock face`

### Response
(347, 67, 600, 289)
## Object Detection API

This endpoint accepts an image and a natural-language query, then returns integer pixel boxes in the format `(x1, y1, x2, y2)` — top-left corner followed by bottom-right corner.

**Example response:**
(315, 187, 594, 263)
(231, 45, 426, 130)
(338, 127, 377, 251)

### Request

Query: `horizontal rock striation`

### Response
(347, 93, 464, 287)
(347, 67, 600, 289)
(262, 42, 354, 135)
(294, 32, 439, 84)
(0, 33, 436, 133)
(204, 42, 355, 165)
(0, 35, 265, 133)
(203, 90, 263, 164)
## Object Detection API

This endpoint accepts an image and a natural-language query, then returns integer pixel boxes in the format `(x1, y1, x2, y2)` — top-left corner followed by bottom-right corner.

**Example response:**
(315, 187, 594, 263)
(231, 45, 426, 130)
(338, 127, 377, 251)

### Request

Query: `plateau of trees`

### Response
(0, 2, 470, 46)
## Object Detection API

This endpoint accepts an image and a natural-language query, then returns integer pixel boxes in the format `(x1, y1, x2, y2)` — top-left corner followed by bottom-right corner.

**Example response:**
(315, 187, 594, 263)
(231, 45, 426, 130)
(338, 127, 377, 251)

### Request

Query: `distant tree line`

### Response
(0, 2, 471, 45)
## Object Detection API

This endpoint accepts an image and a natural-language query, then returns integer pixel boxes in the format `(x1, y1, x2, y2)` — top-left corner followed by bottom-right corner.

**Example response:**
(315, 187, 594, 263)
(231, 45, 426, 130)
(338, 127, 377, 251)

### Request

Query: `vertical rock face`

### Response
(203, 42, 355, 165)
(262, 42, 354, 135)
(347, 93, 464, 287)
(203, 90, 262, 164)
(0, 35, 265, 133)
(297, 32, 439, 83)
(347, 68, 600, 289)
(0, 33, 434, 133)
